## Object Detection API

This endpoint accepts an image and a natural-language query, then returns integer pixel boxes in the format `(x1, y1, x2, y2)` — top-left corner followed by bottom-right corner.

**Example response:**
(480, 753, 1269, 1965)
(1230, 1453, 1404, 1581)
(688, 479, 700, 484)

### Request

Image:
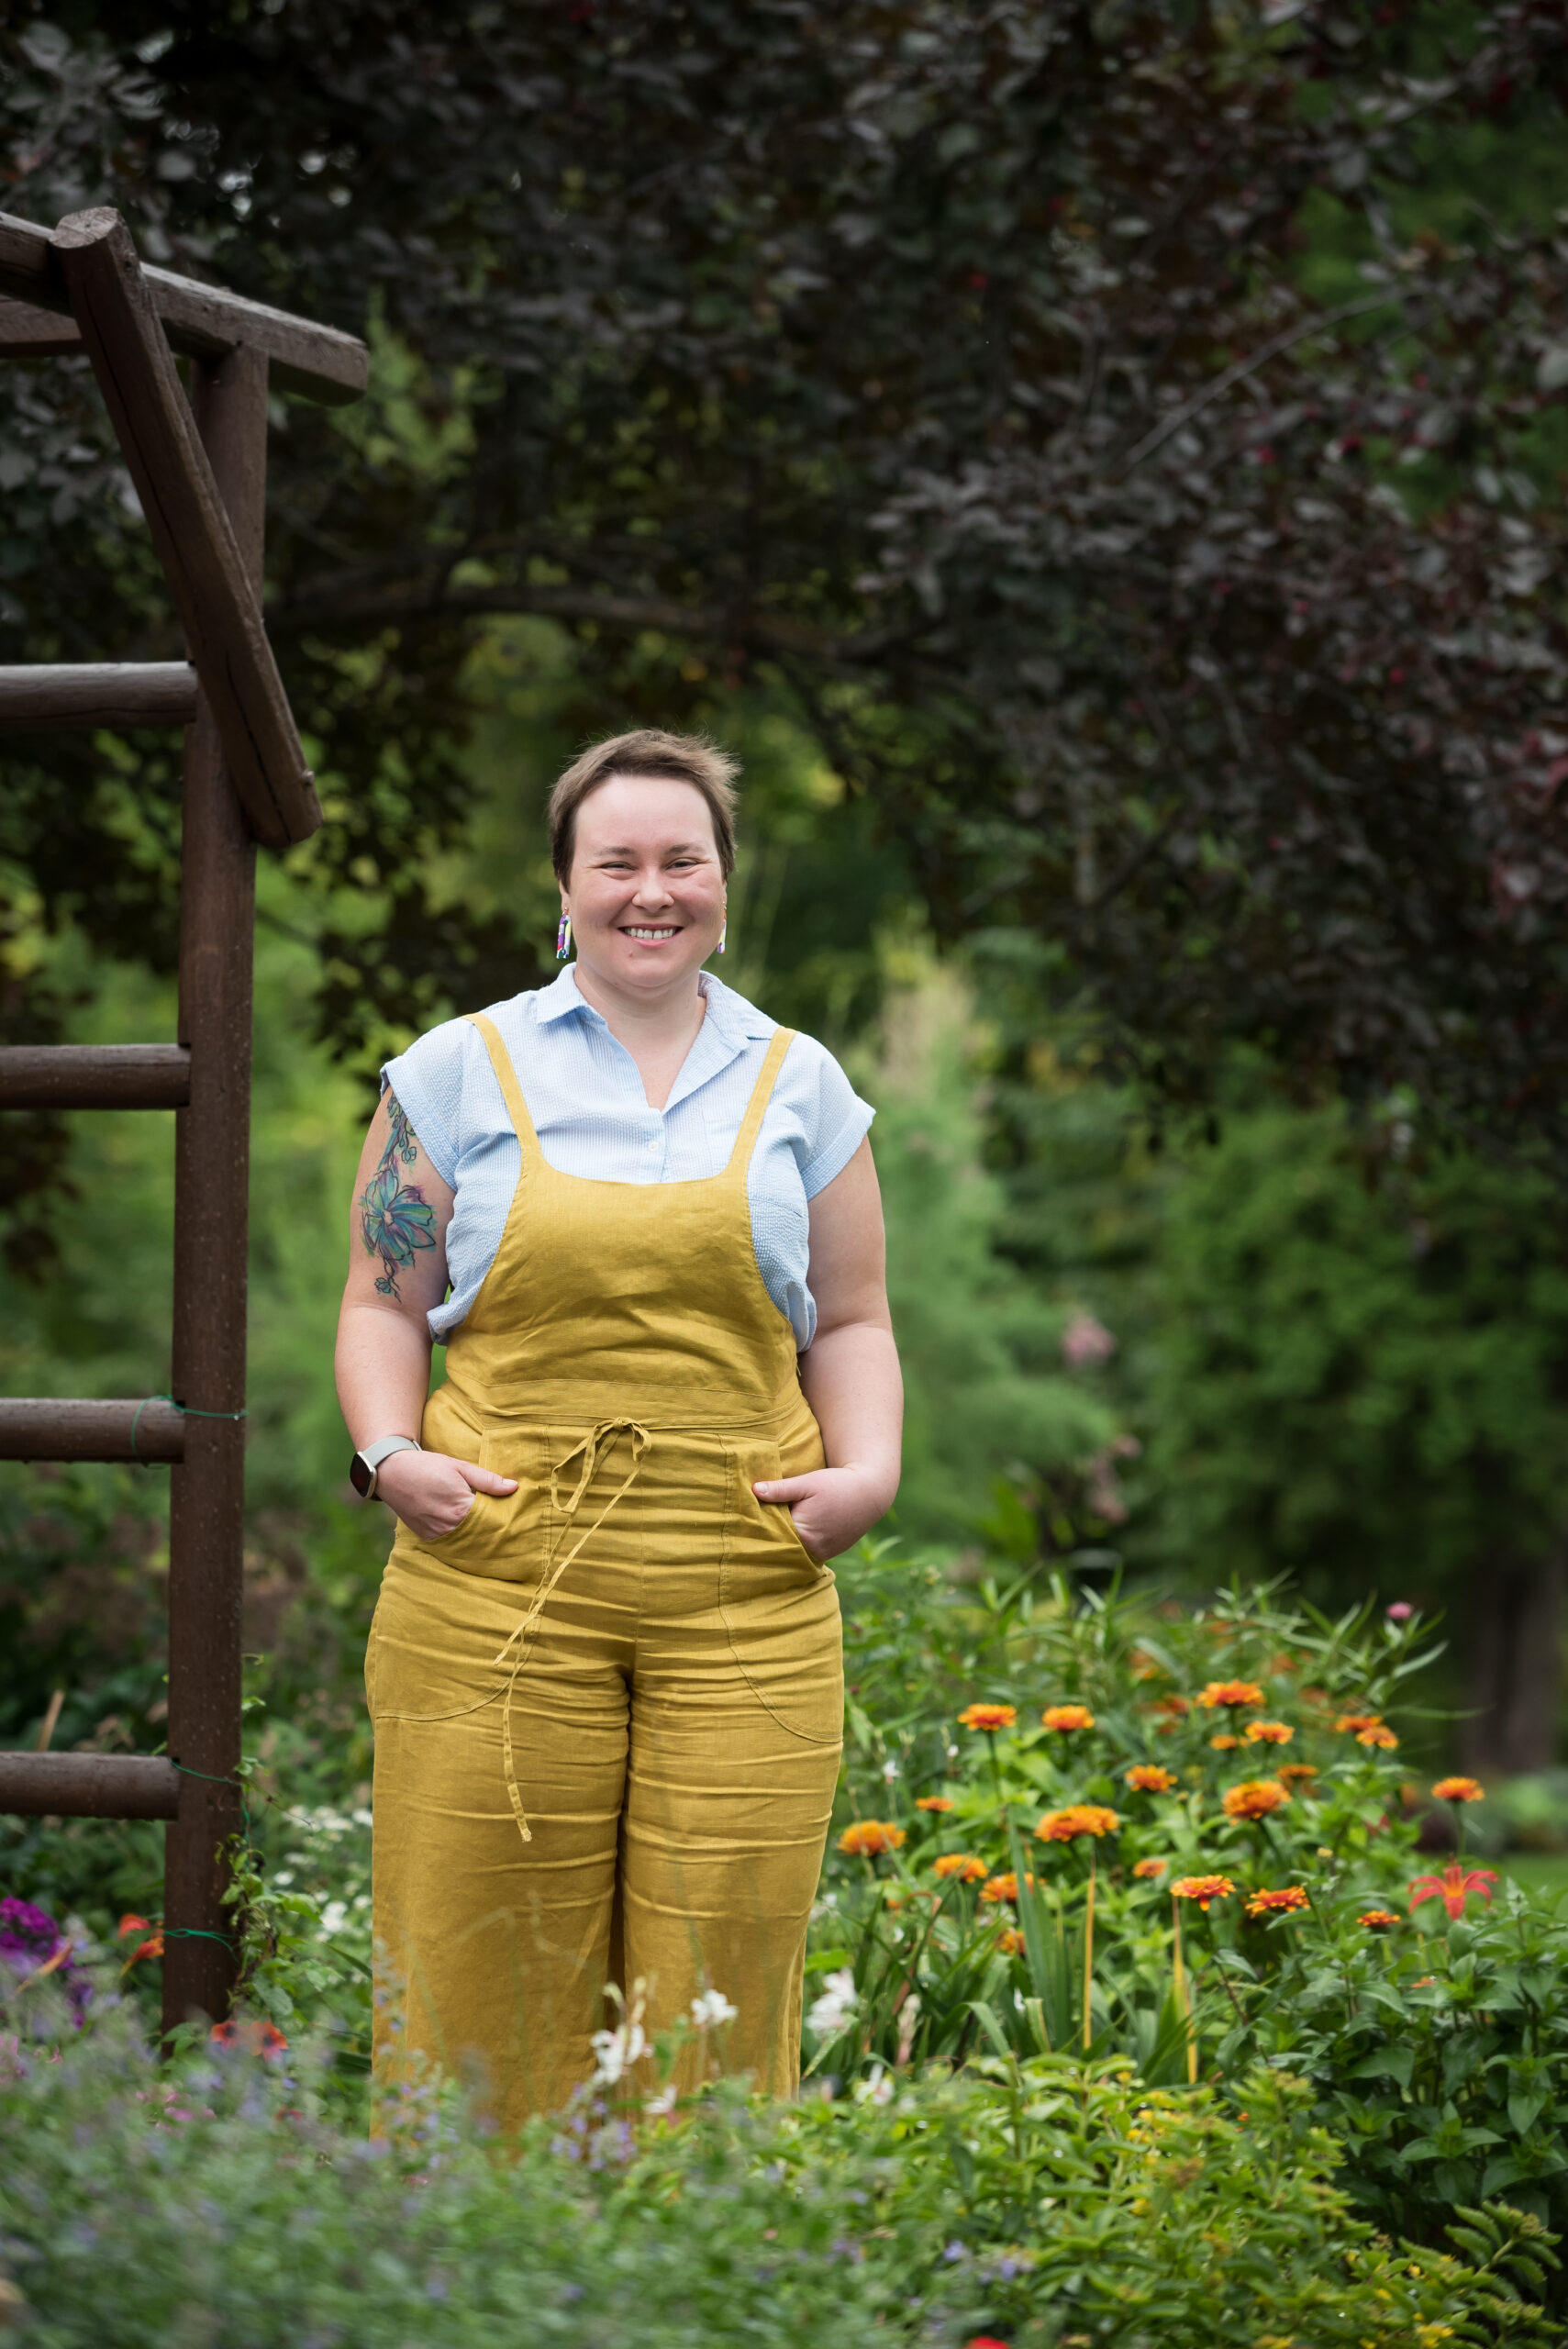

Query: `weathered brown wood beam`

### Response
(0, 1044, 192, 1109)
(0, 1397, 186, 1463)
(0, 212, 366, 406)
(52, 210, 321, 852)
(0, 294, 83, 356)
(0, 661, 198, 729)
(0, 1753, 183, 1820)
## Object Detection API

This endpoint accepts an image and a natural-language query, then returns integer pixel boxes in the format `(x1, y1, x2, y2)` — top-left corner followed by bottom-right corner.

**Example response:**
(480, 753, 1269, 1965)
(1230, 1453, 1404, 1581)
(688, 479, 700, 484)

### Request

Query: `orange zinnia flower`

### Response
(1334, 1711, 1383, 1734)
(957, 1703, 1018, 1733)
(1276, 1763, 1319, 1784)
(1132, 1856, 1168, 1879)
(1209, 1733, 1239, 1751)
(1125, 1765, 1178, 1793)
(980, 1871, 1035, 1905)
(1198, 1680, 1264, 1709)
(1359, 1909, 1402, 1930)
(1150, 1693, 1190, 1718)
(1408, 1864, 1498, 1921)
(1244, 1886, 1309, 1919)
(1243, 1720, 1294, 1746)
(915, 1795, 955, 1813)
(1041, 1703, 1095, 1732)
(996, 1927, 1025, 1955)
(838, 1820, 906, 1858)
(1432, 1776, 1484, 1804)
(932, 1853, 988, 1882)
(211, 2018, 288, 2057)
(1172, 1873, 1234, 1910)
(1357, 1723, 1399, 1750)
(1036, 1804, 1119, 1842)
(1221, 1778, 1292, 1821)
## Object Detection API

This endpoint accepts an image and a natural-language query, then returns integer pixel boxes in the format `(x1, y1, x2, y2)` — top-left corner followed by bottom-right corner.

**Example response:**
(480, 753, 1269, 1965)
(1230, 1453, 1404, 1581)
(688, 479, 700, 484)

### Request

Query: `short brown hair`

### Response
(548, 729, 740, 885)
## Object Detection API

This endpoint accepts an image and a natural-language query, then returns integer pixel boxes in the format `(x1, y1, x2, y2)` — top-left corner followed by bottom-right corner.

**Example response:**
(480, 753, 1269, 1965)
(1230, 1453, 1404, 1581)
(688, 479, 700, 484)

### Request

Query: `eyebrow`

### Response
(591, 840, 712, 856)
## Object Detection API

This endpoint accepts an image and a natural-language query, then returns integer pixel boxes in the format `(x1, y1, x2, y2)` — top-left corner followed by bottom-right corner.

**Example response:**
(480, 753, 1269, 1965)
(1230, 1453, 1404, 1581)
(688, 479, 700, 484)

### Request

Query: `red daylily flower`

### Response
(1407, 1864, 1499, 1920)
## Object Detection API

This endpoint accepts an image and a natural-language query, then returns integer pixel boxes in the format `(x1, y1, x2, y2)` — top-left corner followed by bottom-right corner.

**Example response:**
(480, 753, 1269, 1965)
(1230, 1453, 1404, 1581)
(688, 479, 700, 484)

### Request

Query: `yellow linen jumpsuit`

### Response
(367, 1016, 844, 2128)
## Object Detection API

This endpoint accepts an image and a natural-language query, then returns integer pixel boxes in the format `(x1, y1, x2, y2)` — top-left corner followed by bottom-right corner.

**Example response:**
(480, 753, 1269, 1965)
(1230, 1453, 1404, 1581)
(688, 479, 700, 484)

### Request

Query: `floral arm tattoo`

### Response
(359, 1090, 438, 1300)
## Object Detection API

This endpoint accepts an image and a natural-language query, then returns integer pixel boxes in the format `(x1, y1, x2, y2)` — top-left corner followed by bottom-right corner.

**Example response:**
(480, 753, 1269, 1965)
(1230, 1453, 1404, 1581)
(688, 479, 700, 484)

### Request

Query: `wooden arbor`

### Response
(0, 208, 367, 2033)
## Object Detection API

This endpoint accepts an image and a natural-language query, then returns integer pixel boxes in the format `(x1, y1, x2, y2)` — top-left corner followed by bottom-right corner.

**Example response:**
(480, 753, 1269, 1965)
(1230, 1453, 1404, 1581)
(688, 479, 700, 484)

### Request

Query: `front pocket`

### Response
(417, 1430, 555, 1582)
(719, 1442, 842, 1745)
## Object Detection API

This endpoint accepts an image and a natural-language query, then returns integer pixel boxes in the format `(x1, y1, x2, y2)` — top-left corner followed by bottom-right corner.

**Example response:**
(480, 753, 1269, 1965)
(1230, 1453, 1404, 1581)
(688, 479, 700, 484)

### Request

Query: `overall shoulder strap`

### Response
(467, 1012, 541, 1162)
(728, 1028, 795, 1178)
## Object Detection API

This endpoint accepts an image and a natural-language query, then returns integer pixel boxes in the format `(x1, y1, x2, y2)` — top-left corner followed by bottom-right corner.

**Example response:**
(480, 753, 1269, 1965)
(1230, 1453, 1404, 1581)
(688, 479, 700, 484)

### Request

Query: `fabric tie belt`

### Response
(493, 1417, 651, 1843)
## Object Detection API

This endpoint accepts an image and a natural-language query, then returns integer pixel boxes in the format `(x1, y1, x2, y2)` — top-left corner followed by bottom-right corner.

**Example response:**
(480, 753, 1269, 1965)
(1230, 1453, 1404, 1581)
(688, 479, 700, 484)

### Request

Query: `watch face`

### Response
(349, 1452, 373, 1497)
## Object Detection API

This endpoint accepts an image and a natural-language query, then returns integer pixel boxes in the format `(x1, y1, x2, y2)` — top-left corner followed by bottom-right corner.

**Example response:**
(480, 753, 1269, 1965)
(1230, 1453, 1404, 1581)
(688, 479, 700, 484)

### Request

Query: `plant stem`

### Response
(1082, 1844, 1096, 2054)
(1172, 1893, 1196, 2086)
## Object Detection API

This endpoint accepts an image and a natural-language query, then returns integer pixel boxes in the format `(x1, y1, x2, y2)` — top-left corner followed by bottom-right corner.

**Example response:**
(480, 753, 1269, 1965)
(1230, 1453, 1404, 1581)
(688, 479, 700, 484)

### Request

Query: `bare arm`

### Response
(334, 1088, 516, 1540)
(753, 1136, 903, 1561)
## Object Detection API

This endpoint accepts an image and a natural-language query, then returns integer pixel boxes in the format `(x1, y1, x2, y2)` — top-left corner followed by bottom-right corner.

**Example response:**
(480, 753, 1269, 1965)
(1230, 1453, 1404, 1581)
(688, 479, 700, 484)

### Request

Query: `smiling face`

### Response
(563, 774, 727, 1000)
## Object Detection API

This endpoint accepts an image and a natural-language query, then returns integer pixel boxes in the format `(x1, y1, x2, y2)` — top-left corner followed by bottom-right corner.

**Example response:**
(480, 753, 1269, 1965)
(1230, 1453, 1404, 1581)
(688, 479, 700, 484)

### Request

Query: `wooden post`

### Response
(51, 210, 319, 851)
(161, 343, 268, 2038)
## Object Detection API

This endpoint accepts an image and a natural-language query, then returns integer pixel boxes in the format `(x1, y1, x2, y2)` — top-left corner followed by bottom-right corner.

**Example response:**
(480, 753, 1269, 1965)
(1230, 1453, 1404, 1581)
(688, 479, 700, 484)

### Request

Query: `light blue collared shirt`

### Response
(381, 967, 874, 1351)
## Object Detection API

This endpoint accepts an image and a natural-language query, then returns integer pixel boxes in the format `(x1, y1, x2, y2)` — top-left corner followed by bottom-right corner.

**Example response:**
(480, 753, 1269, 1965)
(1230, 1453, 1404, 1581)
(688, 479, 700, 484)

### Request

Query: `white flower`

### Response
(947, 1743, 960, 1760)
(689, 1988, 737, 2031)
(882, 1758, 901, 1783)
(854, 2063, 895, 2106)
(644, 2085, 678, 2118)
(589, 2021, 646, 2086)
(806, 1966, 859, 2039)
(317, 1899, 348, 1937)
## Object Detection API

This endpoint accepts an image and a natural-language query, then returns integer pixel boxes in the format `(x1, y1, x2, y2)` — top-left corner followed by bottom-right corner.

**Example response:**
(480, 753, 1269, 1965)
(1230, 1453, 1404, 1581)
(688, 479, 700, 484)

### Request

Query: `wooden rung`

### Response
(0, 1752, 182, 1820)
(0, 1044, 192, 1110)
(0, 662, 198, 730)
(0, 1397, 186, 1464)
(0, 295, 83, 357)
(0, 210, 367, 406)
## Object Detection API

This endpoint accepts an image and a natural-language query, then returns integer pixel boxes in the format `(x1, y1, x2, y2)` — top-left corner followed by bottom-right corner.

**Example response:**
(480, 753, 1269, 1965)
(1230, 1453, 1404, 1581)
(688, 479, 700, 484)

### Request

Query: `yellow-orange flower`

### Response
(1334, 1711, 1383, 1735)
(1243, 1720, 1295, 1746)
(1432, 1776, 1484, 1804)
(980, 1870, 1035, 1905)
(996, 1926, 1025, 1956)
(1125, 1765, 1178, 1793)
(957, 1703, 1018, 1733)
(1041, 1703, 1095, 1732)
(838, 1820, 906, 1857)
(1150, 1693, 1190, 1718)
(932, 1853, 988, 1882)
(1357, 1723, 1399, 1751)
(1036, 1804, 1119, 1842)
(1198, 1680, 1264, 1709)
(1245, 1886, 1309, 1919)
(1132, 1856, 1168, 1879)
(1276, 1763, 1319, 1785)
(915, 1795, 955, 1813)
(1359, 1909, 1402, 1930)
(1172, 1873, 1234, 1910)
(1209, 1733, 1240, 1751)
(1221, 1779, 1292, 1822)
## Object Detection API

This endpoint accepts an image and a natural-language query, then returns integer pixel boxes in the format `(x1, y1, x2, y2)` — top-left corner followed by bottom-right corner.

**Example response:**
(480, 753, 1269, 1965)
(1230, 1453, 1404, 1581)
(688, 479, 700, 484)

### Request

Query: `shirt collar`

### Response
(529, 963, 773, 1045)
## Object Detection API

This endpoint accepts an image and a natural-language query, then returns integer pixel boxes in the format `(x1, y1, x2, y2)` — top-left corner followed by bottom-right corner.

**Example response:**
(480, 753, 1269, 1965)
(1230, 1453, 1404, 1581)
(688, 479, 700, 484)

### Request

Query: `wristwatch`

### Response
(349, 1434, 421, 1500)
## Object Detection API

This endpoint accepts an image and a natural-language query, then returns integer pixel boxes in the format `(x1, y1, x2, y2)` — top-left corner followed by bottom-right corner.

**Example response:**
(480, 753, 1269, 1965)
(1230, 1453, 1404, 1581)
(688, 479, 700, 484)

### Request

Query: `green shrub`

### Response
(0, 1982, 1557, 2348)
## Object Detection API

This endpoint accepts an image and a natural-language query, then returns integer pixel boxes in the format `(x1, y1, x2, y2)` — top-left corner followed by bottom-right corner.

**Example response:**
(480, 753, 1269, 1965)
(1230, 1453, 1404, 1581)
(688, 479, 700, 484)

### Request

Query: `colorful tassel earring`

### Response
(717, 918, 727, 956)
(556, 912, 572, 960)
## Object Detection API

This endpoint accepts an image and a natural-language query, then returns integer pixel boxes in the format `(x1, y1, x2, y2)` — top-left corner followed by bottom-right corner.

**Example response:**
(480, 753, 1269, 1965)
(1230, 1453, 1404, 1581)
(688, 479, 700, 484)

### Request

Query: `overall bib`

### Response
(367, 1016, 844, 2128)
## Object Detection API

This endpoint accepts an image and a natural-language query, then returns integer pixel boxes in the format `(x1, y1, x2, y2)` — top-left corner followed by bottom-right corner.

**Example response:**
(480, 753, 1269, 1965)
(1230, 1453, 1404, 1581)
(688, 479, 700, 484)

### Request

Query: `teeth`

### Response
(625, 927, 676, 940)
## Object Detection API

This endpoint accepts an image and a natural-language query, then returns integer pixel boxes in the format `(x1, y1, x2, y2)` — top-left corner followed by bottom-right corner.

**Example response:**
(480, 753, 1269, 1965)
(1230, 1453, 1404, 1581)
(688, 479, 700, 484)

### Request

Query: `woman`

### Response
(336, 729, 902, 2128)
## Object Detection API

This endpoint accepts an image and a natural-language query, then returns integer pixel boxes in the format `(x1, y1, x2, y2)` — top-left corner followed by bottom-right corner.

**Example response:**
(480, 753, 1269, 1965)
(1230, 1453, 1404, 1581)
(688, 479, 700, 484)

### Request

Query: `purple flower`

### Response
(0, 1897, 91, 2022)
